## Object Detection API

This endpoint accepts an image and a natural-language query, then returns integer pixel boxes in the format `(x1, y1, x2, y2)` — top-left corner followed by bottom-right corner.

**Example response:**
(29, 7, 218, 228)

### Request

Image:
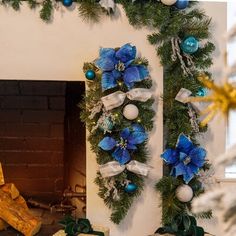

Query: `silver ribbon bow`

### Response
(99, 160, 151, 178)
(101, 88, 152, 111)
(99, 0, 115, 12)
(175, 88, 202, 112)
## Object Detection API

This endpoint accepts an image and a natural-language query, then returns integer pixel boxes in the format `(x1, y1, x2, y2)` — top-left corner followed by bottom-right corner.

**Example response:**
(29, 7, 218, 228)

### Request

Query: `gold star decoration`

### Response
(188, 75, 236, 126)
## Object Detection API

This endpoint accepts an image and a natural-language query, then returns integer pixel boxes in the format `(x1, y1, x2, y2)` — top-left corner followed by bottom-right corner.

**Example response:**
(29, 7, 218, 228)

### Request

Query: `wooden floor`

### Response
(0, 209, 64, 236)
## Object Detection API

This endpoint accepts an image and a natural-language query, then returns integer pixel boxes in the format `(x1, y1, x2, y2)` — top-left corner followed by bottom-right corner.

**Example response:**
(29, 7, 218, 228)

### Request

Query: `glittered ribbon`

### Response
(101, 88, 152, 111)
(187, 103, 199, 133)
(171, 37, 195, 76)
(99, 160, 151, 178)
(175, 88, 202, 112)
(88, 101, 103, 119)
(103, 178, 120, 201)
(175, 88, 201, 132)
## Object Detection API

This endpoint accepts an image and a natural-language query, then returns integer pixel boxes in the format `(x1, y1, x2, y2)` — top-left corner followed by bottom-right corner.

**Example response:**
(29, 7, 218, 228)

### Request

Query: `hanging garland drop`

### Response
(180, 36, 199, 54)
(80, 43, 155, 224)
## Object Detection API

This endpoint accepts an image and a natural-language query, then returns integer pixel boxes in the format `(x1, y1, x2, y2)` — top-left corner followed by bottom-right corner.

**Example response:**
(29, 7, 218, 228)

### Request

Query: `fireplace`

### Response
(0, 80, 86, 235)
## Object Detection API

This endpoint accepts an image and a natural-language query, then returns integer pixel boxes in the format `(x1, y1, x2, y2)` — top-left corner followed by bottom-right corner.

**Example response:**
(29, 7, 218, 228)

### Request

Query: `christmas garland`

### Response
(2, 0, 216, 230)
(80, 43, 155, 224)
(80, 0, 215, 228)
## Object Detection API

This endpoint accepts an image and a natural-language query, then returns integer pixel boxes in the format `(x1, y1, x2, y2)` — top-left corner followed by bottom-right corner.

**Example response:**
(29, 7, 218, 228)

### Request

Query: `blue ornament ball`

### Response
(85, 69, 96, 80)
(196, 87, 207, 97)
(180, 36, 199, 54)
(175, 0, 189, 9)
(125, 183, 138, 193)
(62, 0, 73, 7)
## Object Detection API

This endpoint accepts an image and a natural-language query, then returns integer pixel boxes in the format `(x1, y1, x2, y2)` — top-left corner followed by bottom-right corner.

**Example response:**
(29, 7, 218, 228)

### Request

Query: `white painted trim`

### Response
(216, 178, 236, 183)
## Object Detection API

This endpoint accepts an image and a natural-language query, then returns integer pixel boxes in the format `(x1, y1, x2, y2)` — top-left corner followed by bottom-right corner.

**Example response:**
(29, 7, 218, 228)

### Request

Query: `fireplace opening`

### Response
(0, 80, 86, 235)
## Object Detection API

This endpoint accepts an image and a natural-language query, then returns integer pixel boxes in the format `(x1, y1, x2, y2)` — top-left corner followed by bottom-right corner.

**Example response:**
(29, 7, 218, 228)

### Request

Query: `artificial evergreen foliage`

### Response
(27, 0, 37, 9)
(40, 0, 53, 22)
(80, 58, 155, 224)
(78, 0, 104, 22)
(2, 0, 21, 10)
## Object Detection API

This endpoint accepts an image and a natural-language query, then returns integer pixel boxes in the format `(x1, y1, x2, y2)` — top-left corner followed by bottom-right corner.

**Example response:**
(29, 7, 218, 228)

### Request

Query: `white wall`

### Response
(0, 2, 226, 236)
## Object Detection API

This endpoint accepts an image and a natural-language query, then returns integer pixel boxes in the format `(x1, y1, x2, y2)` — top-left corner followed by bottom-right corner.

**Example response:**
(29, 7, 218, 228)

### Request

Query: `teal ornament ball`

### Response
(125, 183, 137, 193)
(197, 87, 207, 97)
(180, 36, 199, 54)
(85, 70, 96, 80)
(175, 0, 189, 9)
(99, 117, 113, 132)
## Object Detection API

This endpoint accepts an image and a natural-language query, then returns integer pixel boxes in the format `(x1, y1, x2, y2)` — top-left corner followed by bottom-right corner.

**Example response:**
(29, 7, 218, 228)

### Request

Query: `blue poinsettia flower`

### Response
(96, 43, 149, 91)
(98, 124, 147, 165)
(161, 134, 206, 184)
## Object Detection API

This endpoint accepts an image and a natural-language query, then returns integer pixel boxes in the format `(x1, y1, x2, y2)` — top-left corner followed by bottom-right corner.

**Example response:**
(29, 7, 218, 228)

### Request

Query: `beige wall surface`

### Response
(0, 2, 226, 236)
(192, 2, 227, 236)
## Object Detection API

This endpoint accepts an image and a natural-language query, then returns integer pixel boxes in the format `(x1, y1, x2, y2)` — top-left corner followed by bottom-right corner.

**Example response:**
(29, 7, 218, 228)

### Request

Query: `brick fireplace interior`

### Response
(0, 80, 86, 235)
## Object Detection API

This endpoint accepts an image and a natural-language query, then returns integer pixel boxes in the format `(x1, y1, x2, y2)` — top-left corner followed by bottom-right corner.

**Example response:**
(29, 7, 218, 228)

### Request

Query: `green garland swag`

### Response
(80, 44, 155, 224)
(2, 0, 215, 230)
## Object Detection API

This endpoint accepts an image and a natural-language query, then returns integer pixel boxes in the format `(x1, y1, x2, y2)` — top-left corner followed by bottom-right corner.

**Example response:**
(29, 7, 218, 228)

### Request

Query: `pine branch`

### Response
(194, 210, 213, 220)
(11, 0, 21, 10)
(78, 1, 103, 22)
(2, 0, 21, 10)
(27, 0, 37, 9)
(40, 0, 53, 22)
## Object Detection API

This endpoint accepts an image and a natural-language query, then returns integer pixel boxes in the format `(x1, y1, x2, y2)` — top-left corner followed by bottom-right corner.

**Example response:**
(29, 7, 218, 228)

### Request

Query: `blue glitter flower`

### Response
(98, 124, 147, 165)
(161, 134, 206, 184)
(96, 43, 149, 91)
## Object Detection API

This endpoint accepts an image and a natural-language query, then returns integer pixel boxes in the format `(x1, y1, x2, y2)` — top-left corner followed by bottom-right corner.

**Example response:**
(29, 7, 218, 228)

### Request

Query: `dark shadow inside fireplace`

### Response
(0, 80, 86, 235)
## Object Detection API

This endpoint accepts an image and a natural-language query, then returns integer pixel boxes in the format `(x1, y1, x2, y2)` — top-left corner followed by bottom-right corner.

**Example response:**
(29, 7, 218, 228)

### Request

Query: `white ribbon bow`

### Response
(101, 88, 152, 111)
(99, 160, 151, 178)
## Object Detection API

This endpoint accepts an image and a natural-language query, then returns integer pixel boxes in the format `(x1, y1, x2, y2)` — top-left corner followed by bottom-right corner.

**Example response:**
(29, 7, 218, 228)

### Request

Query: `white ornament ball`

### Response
(161, 0, 177, 6)
(175, 184, 193, 203)
(123, 104, 139, 120)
